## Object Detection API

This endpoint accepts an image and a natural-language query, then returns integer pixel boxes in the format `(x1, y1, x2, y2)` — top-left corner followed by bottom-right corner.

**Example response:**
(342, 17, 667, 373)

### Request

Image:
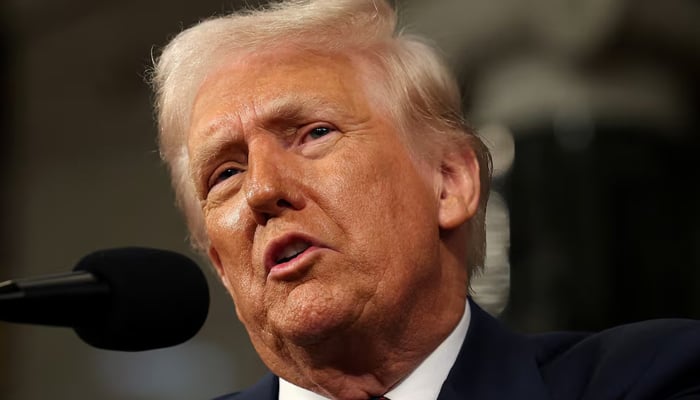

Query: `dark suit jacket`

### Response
(216, 299, 700, 399)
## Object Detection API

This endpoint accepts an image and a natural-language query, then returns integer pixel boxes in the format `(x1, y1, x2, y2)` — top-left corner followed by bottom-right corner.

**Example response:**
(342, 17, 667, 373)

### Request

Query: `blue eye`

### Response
(308, 126, 332, 139)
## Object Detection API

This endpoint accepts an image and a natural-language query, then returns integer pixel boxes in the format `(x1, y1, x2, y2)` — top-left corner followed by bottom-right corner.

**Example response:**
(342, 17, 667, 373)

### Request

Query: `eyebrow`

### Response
(188, 94, 350, 194)
(263, 94, 350, 126)
(189, 126, 242, 198)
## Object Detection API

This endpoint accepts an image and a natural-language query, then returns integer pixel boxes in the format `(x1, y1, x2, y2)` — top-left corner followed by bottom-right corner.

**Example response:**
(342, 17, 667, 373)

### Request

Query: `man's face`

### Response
(187, 50, 466, 351)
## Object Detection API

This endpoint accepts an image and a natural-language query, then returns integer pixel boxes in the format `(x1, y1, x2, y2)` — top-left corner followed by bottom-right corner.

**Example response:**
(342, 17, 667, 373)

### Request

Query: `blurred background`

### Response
(1, 0, 698, 398)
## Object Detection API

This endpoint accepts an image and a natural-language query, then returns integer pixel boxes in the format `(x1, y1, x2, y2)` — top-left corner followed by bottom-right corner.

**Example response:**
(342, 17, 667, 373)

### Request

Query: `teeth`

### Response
(276, 241, 311, 264)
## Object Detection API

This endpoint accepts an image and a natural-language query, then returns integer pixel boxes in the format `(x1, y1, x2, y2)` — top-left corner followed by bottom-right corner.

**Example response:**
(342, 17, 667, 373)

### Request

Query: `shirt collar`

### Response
(279, 300, 471, 400)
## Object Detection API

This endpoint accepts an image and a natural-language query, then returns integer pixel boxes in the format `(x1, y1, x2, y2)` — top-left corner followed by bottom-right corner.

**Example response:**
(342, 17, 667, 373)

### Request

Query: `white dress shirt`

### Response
(279, 301, 471, 400)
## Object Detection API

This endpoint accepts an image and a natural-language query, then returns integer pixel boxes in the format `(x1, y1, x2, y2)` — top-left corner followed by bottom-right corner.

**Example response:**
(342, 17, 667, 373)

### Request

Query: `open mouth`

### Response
(274, 240, 311, 265)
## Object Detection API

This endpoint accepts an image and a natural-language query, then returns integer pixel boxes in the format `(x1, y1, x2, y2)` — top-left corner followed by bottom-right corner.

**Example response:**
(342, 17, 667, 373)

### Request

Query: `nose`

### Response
(243, 137, 304, 224)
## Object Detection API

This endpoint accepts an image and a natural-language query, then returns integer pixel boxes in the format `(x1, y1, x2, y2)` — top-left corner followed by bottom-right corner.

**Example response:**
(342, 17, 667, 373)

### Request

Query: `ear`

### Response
(437, 147, 481, 230)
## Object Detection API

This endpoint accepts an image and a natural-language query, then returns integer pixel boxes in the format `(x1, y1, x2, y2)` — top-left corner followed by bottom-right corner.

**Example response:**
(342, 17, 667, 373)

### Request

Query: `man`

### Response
(151, 1, 700, 399)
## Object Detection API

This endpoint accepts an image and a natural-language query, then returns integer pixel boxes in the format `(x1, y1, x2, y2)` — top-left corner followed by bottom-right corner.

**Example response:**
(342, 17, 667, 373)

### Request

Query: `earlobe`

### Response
(437, 147, 481, 230)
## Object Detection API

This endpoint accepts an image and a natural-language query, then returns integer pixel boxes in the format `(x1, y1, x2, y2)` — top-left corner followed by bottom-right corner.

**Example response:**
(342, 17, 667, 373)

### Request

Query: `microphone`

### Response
(0, 247, 210, 351)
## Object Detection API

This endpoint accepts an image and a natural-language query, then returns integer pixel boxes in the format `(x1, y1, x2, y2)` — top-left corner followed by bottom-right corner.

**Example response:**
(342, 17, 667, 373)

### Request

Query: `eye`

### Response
(209, 167, 241, 190)
(309, 126, 331, 139)
(302, 124, 338, 143)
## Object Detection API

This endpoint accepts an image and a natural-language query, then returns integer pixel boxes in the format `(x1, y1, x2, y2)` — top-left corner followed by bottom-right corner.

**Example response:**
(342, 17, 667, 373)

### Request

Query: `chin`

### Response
(272, 287, 359, 346)
(282, 321, 345, 347)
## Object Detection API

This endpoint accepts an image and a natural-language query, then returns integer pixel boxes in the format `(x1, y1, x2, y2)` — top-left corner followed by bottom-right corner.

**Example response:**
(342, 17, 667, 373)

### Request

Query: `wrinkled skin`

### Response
(187, 49, 480, 399)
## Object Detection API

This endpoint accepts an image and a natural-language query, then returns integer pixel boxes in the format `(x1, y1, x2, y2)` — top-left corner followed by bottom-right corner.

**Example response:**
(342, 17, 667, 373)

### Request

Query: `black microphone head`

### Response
(73, 247, 209, 351)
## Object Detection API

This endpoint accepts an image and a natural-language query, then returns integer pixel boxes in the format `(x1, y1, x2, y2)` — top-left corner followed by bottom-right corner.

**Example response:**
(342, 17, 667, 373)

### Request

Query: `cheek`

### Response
(323, 146, 438, 255)
(205, 203, 257, 291)
(206, 205, 268, 328)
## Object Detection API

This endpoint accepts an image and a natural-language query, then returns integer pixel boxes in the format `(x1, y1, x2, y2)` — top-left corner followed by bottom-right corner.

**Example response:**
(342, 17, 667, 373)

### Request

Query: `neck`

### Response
(257, 291, 466, 399)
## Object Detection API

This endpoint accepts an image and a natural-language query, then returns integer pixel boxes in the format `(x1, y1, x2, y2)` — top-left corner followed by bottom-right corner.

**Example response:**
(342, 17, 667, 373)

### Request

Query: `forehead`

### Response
(189, 49, 377, 136)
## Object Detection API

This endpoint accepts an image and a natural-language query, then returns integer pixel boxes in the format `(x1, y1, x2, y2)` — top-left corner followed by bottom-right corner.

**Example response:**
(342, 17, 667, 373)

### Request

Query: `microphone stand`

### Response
(0, 272, 110, 326)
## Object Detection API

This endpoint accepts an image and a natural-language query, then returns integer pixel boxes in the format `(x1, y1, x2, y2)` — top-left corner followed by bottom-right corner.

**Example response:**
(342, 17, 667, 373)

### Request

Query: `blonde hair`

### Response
(150, 0, 492, 275)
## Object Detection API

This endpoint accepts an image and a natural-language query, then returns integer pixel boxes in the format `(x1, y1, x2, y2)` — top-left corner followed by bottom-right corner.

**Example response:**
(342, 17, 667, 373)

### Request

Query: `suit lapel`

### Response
(438, 299, 551, 400)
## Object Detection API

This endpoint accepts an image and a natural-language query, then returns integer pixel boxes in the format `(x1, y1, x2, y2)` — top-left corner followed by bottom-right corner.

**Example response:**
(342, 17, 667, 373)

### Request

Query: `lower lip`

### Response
(268, 246, 322, 281)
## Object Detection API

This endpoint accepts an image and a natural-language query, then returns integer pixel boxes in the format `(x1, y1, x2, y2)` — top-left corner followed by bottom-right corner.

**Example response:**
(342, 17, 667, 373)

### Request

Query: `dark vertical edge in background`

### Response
(0, 3, 16, 395)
